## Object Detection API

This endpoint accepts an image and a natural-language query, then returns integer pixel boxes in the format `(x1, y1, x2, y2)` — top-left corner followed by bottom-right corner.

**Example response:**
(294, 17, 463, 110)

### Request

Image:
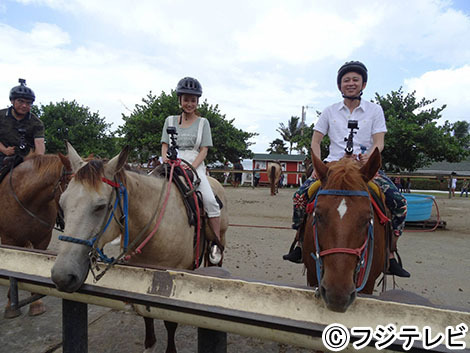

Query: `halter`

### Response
(309, 188, 374, 292)
(59, 177, 130, 268)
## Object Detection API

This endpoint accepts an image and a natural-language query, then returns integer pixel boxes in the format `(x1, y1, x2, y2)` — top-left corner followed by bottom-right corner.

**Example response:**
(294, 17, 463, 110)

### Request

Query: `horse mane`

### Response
(75, 159, 127, 190)
(24, 153, 63, 179)
(324, 158, 367, 191)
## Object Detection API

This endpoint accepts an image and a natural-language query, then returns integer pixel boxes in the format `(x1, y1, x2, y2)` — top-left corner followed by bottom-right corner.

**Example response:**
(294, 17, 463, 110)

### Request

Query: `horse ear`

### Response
(312, 153, 329, 183)
(58, 153, 72, 173)
(359, 148, 382, 182)
(104, 145, 129, 178)
(66, 142, 85, 173)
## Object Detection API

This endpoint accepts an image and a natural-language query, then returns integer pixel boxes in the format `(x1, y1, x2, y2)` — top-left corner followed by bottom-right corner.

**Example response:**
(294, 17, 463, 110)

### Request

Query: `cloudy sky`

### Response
(1, 0, 470, 153)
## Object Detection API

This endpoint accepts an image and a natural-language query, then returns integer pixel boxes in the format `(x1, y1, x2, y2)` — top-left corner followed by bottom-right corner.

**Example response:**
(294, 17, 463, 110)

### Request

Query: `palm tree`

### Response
(277, 116, 301, 154)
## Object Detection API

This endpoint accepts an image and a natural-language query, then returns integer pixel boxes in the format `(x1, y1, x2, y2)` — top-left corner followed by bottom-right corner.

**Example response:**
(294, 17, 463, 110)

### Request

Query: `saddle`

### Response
(0, 155, 23, 184)
(154, 163, 223, 228)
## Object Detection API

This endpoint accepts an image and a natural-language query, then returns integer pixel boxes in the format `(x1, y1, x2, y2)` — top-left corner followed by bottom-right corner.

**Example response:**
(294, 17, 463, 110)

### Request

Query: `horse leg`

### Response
(164, 320, 178, 353)
(143, 317, 157, 353)
(27, 233, 51, 316)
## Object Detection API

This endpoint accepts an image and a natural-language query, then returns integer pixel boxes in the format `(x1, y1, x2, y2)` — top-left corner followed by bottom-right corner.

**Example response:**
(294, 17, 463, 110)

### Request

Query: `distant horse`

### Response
(51, 143, 228, 353)
(0, 153, 71, 317)
(267, 161, 281, 196)
(302, 149, 386, 313)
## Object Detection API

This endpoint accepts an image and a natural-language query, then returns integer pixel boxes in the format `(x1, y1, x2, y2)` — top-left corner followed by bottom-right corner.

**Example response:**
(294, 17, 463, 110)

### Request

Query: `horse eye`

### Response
(94, 204, 106, 213)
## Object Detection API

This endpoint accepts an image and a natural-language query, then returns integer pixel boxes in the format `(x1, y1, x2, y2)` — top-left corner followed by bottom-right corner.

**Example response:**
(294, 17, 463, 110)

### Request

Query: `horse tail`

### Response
(270, 166, 276, 195)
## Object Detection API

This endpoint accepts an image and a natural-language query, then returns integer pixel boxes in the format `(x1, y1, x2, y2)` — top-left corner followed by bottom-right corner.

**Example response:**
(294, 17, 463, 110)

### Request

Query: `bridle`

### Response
(8, 162, 73, 231)
(309, 188, 375, 292)
(58, 176, 131, 280)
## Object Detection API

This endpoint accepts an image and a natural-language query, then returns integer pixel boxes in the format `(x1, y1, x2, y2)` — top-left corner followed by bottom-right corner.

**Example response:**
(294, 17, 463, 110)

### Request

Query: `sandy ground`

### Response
(1, 186, 469, 352)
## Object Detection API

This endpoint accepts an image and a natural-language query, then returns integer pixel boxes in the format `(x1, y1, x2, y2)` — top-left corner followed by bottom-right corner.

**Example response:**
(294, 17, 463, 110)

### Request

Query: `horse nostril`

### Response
(349, 289, 357, 303)
(320, 285, 327, 298)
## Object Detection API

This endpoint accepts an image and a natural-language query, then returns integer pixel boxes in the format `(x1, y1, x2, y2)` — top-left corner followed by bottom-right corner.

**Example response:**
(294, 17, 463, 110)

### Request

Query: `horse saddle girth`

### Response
(154, 163, 223, 227)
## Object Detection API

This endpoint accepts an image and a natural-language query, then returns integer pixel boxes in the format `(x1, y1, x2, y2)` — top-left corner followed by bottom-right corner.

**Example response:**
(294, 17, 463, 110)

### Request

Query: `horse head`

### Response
(51, 143, 129, 292)
(304, 149, 381, 312)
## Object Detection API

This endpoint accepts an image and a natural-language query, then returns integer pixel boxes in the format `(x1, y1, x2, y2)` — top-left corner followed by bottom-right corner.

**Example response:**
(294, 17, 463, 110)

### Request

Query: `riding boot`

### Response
(282, 228, 303, 263)
(388, 258, 411, 277)
(283, 245, 302, 263)
(208, 216, 223, 264)
(388, 234, 410, 277)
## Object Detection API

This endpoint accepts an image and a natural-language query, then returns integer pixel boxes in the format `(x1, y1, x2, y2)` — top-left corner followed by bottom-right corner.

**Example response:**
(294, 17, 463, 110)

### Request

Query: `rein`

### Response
(9, 163, 72, 232)
(309, 188, 375, 292)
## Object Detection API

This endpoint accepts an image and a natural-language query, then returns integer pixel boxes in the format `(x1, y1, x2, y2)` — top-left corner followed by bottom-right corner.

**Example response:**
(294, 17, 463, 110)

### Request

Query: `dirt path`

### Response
(1, 186, 469, 352)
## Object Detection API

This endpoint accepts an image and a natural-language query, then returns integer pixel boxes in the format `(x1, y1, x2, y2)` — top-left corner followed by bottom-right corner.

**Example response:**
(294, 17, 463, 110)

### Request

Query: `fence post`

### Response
(4, 277, 21, 318)
(63, 299, 88, 353)
(197, 327, 227, 353)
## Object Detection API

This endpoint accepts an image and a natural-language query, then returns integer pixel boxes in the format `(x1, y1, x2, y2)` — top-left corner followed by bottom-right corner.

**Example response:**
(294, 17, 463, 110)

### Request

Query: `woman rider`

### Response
(161, 77, 223, 264)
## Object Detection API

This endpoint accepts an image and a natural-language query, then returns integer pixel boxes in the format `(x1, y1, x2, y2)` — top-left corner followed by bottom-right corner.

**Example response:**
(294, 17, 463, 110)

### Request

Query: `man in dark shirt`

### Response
(0, 79, 45, 166)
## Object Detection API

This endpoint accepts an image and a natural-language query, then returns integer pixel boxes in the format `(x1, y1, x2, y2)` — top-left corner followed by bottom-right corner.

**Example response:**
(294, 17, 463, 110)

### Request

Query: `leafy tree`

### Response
(374, 88, 469, 172)
(117, 90, 256, 163)
(293, 114, 331, 161)
(37, 100, 118, 157)
(293, 123, 313, 155)
(277, 116, 301, 154)
(267, 138, 288, 154)
(453, 121, 470, 147)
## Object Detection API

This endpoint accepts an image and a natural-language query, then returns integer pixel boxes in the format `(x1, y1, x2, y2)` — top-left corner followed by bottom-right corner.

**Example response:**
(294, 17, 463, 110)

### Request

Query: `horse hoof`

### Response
(28, 302, 46, 316)
(4, 306, 22, 319)
(143, 343, 157, 353)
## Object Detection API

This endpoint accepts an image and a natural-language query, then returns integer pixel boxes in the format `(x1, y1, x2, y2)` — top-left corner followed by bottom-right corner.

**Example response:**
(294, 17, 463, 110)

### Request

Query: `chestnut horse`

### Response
(0, 152, 71, 317)
(302, 149, 386, 312)
(267, 161, 281, 196)
(51, 143, 228, 353)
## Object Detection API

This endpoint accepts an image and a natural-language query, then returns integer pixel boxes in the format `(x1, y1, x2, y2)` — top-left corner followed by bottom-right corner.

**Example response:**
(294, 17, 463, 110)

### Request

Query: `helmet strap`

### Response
(342, 91, 363, 100)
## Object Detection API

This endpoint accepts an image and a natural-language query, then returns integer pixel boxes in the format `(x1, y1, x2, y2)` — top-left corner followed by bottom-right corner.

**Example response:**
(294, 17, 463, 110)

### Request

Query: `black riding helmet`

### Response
(9, 78, 36, 102)
(176, 77, 202, 97)
(337, 61, 368, 87)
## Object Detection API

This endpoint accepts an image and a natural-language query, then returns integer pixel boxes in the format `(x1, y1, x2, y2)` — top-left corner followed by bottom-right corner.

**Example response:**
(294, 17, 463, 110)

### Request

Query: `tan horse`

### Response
(0, 153, 71, 317)
(51, 143, 228, 353)
(302, 149, 386, 312)
(267, 161, 281, 196)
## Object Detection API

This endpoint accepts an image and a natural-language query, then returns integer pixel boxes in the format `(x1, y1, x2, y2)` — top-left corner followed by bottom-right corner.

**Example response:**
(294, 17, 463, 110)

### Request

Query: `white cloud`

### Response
(2, 0, 470, 153)
(29, 23, 70, 47)
(404, 65, 470, 123)
(367, 0, 470, 65)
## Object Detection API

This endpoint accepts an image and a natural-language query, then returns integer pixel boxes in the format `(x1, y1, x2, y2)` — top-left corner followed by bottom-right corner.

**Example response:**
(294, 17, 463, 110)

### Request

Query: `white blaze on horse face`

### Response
(337, 198, 348, 219)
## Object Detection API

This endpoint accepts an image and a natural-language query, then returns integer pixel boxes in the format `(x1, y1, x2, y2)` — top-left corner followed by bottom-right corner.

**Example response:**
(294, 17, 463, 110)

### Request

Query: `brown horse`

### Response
(267, 161, 281, 196)
(51, 143, 228, 353)
(302, 149, 386, 313)
(0, 152, 71, 317)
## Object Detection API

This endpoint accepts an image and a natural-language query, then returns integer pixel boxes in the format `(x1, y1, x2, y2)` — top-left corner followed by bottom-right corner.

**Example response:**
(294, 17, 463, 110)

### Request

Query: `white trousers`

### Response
(179, 150, 221, 218)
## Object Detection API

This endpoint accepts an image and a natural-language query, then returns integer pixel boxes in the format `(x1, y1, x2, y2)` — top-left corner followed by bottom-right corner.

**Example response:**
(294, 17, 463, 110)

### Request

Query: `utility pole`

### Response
(301, 106, 306, 136)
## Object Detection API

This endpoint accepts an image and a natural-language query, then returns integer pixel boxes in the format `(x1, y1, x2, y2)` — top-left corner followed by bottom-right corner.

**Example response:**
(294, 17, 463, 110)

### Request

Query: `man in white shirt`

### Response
(284, 61, 410, 278)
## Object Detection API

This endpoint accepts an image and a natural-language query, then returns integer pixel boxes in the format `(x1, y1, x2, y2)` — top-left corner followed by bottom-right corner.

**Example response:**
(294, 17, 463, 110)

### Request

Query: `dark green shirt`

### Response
(0, 107, 45, 157)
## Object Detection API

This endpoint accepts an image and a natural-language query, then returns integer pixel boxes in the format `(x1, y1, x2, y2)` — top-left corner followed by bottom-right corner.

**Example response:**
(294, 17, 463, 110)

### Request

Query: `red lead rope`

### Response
(131, 161, 177, 256)
(128, 160, 202, 268)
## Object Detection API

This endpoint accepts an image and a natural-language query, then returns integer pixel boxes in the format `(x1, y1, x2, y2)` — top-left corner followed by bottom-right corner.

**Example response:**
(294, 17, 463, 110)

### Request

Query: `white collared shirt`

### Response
(314, 99, 387, 162)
